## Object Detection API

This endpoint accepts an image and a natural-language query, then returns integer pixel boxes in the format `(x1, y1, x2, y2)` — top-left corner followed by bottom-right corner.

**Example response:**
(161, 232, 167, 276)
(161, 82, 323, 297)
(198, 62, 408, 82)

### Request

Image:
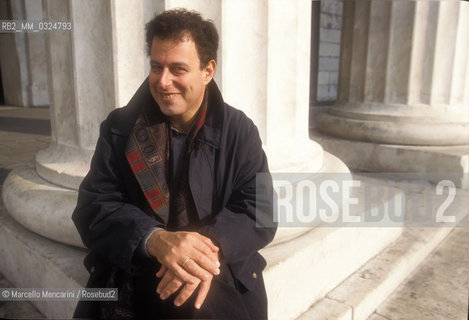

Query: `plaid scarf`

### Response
(125, 94, 207, 228)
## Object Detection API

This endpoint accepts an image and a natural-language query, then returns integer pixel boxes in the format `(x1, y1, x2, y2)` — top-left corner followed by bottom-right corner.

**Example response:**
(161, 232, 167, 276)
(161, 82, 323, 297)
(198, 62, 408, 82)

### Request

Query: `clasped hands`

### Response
(146, 230, 220, 309)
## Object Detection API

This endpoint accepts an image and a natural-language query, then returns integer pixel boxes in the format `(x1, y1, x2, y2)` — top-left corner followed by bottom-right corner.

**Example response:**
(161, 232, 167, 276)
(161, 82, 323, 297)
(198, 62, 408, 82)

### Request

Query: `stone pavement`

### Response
(0, 105, 467, 319)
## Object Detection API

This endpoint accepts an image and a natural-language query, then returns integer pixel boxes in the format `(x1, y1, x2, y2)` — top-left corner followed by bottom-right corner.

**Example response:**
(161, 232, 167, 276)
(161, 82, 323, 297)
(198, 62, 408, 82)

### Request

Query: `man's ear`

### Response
(203, 60, 216, 84)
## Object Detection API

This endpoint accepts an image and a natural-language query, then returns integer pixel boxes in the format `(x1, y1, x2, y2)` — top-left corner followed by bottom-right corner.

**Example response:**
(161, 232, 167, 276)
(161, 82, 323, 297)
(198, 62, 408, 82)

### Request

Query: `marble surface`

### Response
(0, 273, 44, 319)
(373, 221, 468, 320)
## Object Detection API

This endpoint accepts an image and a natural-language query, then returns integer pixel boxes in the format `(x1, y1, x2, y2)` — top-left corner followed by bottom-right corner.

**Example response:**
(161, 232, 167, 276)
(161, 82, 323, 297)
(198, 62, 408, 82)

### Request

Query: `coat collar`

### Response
(110, 78, 224, 149)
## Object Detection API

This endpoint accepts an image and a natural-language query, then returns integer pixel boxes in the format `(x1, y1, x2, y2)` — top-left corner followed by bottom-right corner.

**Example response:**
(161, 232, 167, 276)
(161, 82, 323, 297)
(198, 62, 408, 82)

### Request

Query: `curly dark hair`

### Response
(145, 8, 219, 69)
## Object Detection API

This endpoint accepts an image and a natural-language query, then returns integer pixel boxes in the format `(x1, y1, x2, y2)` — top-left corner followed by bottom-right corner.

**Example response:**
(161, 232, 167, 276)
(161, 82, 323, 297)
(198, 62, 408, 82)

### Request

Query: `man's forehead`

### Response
(152, 32, 194, 47)
(150, 36, 199, 64)
(151, 36, 195, 52)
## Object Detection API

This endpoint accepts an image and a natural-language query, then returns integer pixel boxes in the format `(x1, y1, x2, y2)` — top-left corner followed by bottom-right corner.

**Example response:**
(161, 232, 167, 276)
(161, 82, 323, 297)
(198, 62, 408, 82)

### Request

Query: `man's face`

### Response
(149, 36, 215, 128)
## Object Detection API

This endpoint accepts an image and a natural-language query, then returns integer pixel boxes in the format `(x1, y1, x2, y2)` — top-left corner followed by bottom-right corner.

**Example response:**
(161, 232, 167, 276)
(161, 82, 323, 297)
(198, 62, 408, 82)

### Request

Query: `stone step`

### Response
(0, 201, 87, 319)
(295, 181, 468, 320)
(0, 272, 45, 319)
(369, 222, 468, 320)
(297, 226, 455, 320)
(261, 176, 405, 320)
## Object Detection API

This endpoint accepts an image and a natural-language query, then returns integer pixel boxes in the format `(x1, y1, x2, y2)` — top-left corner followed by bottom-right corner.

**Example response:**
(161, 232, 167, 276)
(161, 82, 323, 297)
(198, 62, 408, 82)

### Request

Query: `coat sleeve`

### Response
(198, 119, 277, 264)
(72, 117, 163, 274)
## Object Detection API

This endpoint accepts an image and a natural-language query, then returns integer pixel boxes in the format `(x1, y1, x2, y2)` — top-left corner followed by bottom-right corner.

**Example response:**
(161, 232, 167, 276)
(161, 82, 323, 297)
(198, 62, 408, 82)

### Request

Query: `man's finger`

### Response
(187, 248, 220, 276)
(159, 277, 184, 300)
(155, 265, 167, 278)
(195, 245, 221, 268)
(196, 234, 219, 253)
(171, 263, 201, 284)
(194, 278, 212, 309)
(180, 257, 219, 282)
(156, 270, 174, 295)
(173, 281, 200, 307)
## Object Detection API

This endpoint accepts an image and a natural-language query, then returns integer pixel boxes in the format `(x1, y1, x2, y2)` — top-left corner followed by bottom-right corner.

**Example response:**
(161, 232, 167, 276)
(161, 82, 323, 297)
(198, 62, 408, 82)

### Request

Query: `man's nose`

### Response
(159, 68, 172, 88)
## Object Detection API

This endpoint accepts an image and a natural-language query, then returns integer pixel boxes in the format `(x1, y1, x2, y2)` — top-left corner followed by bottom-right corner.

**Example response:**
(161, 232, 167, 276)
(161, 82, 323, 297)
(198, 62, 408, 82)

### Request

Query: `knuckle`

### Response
(194, 252, 205, 262)
(190, 279, 201, 287)
(175, 270, 186, 280)
(200, 246, 211, 255)
(182, 286, 192, 294)
(169, 247, 180, 257)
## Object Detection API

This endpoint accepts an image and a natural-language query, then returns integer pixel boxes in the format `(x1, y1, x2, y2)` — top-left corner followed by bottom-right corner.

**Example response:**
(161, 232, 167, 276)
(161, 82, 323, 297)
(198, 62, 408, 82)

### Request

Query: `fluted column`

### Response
(3, 0, 144, 246)
(36, 0, 144, 189)
(316, 0, 469, 146)
(221, 0, 328, 172)
(0, 0, 48, 107)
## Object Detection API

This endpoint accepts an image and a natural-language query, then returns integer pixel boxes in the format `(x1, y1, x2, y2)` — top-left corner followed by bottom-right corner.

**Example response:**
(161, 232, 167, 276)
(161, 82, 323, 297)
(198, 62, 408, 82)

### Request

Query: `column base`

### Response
(265, 139, 325, 173)
(2, 161, 84, 247)
(315, 109, 469, 146)
(35, 144, 92, 190)
(311, 129, 469, 188)
(269, 150, 350, 245)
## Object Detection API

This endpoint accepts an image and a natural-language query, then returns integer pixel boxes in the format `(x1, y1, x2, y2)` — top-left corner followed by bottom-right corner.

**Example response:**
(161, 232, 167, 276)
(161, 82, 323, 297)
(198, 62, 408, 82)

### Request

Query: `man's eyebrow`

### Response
(150, 60, 190, 68)
(170, 62, 190, 68)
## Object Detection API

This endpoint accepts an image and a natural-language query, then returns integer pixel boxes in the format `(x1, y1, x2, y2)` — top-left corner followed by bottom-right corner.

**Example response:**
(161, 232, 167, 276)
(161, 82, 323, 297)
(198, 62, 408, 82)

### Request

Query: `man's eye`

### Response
(151, 65, 162, 72)
(172, 67, 186, 74)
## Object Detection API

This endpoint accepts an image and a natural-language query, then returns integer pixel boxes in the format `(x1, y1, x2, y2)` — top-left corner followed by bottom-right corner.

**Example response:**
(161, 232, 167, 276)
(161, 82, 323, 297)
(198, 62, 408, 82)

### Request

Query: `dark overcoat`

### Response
(72, 79, 276, 319)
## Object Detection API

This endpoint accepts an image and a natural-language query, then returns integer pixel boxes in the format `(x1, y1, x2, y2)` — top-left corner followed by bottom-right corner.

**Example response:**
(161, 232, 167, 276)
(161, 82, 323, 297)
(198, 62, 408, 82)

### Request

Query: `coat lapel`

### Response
(189, 144, 215, 222)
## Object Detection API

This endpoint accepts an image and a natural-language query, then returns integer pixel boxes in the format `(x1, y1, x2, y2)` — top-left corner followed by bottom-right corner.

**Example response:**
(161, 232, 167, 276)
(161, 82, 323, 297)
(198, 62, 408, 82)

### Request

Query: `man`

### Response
(72, 8, 276, 319)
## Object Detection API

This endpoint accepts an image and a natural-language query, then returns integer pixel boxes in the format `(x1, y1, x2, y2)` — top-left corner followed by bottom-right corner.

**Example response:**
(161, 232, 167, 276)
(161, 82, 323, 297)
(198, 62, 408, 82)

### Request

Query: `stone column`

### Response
(217, 2, 357, 320)
(36, 0, 145, 188)
(314, 0, 469, 185)
(222, 0, 323, 173)
(3, 0, 144, 247)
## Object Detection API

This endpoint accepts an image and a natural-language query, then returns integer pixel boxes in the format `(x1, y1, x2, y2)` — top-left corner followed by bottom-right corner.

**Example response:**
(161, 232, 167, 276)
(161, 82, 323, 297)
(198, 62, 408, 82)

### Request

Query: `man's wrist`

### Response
(142, 228, 165, 258)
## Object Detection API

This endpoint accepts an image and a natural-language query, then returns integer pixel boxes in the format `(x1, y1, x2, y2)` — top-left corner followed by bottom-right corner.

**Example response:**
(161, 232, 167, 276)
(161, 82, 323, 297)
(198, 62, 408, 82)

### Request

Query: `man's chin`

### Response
(157, 105, 182, 118)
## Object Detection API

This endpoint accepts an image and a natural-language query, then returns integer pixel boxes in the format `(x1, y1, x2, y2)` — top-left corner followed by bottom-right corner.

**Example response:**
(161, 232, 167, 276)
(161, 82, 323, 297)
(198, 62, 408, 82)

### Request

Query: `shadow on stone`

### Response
(0, 168, 11, 185)
(0, 117, 51, 136)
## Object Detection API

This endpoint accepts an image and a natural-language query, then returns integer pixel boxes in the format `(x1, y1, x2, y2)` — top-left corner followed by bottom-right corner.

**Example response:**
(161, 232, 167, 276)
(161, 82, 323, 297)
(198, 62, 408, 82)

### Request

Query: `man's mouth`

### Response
(159, 93, 178, 99)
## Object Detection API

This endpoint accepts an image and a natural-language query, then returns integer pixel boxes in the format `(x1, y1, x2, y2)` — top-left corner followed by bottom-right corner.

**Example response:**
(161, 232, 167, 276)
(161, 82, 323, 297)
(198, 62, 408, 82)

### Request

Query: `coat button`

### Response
(252, 272, 257, 279)
(90, 266, 95, 273)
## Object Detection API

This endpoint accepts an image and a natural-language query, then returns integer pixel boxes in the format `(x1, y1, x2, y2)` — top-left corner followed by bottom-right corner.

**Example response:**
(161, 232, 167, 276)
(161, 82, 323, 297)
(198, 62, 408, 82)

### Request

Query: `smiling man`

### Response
(72, 9, 276, 319)
(149, 36, 214, 133)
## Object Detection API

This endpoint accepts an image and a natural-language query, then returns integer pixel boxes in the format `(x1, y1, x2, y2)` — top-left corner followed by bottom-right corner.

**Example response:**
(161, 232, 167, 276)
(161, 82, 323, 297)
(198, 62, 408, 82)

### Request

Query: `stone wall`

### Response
(316, 0, 343, 102)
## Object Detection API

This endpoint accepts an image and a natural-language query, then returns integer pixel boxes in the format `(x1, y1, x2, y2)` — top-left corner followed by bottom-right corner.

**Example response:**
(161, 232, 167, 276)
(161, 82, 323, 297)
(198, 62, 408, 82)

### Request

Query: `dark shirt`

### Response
(170, 128, 187, 187)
